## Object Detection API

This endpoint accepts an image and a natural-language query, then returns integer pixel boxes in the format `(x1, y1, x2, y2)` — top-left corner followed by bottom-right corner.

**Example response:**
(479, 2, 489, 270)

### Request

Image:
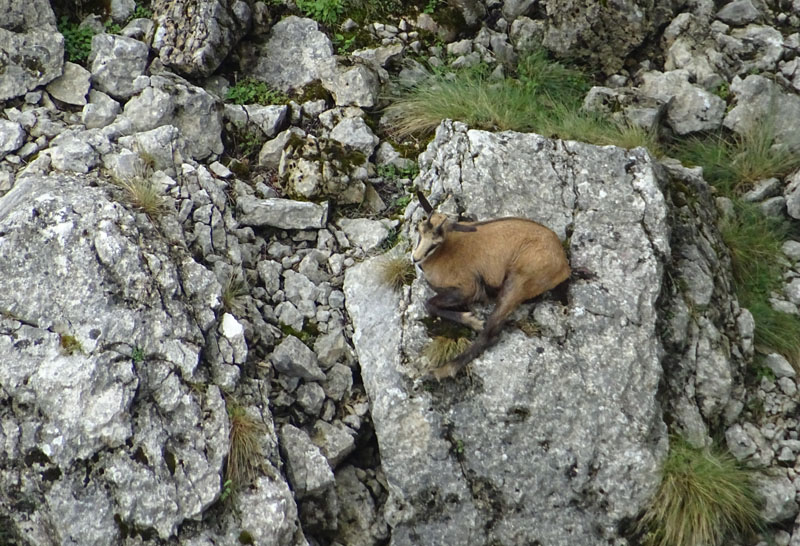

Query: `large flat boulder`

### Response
(345, 121, 670, 545)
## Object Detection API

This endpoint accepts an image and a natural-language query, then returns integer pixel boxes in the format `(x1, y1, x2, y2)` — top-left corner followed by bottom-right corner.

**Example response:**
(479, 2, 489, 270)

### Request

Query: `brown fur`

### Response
(413, 193, 570, 379)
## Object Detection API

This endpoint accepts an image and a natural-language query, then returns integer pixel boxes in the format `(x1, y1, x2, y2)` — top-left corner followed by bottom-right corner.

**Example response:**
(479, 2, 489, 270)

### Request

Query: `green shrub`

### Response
(638, 437, 761, 546)
(58, 16, 95, 64)
(225, 79, 287, 105)
(114, 178, 166, 219)
(133, 4, 153, 18)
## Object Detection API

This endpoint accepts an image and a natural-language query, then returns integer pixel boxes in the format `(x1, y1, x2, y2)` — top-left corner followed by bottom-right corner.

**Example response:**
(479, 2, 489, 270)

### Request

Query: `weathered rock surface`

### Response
(346, 121, 669, 545)
(238, 16, 336, 93)
(152, 0, 252, 78)
(0, 173, 301, 543)
(539, 0, 677, 75)
(0, 0, 64, 101)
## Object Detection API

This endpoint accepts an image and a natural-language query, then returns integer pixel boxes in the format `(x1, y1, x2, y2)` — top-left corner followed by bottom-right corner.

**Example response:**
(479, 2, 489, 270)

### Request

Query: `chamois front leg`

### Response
(432, 277, 532, 380)
(424, 288, 484, 331)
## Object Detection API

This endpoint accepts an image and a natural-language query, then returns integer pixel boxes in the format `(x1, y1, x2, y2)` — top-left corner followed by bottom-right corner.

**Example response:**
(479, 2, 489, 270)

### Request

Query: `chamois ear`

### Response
(417, 191, 434, 213)
(451, 223, 478, 232)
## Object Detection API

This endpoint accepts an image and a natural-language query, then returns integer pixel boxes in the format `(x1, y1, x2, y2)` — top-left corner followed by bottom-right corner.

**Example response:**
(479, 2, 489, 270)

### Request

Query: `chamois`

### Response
(413, 191, 570, 379)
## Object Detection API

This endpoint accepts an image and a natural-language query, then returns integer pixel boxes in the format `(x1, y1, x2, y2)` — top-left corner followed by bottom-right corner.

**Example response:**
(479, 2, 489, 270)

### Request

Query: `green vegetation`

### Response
(384, 51, 659, 152)
(638, 437, 761, 546)
(225, 79, 288, 105)
(59, 334, 83, 355)
(104, 20, 122, 34)
(378, 256, 415, 290)
(131, 346, 145, 363)
(672, 108, 800, 197)
(133, 4, 153, 19)
(296, 0, 344, 25)
(226, 406, 265, 491)
(721, 202, 800, 362)
(58, 16, 95, 63)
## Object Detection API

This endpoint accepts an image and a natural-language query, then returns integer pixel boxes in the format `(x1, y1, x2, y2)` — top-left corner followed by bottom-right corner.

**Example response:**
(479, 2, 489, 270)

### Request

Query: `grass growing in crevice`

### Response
(423, 335, 471, 368)
(378, 256, 415, 291)
(638, 437, 761, 546)
(671, 119, 800, 197)
(383, 51, 662, 153)
(720, 201, 800, 362)
(221, 273, 249, 313)
(115, 178, 166, 219)
(225, 406, 265, 492)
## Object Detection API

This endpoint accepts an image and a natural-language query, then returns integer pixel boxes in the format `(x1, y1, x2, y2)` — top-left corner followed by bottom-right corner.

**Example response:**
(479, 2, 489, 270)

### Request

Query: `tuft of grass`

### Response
(221, 273, 248, 313)
(378, 256, 415, 291)
(384, 51, 663, 154)
(226, 406, 265, 490)
(720, 200, 800, 363)
(638, 437, 761, 546)
(115, 178, 166, 219)
(225, 78, 288, 105)
(672, 117, 800, 197)
(423, 335, 471, 368)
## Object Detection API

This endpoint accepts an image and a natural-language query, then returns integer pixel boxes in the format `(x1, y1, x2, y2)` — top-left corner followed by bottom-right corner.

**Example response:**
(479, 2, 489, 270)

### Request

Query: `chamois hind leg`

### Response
(432, 275, 549, 380)
(424, 288, 484, 331)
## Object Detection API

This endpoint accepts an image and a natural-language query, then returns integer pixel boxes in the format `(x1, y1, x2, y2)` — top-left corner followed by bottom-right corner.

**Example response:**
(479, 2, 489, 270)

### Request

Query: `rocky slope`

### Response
(2, 0, 800, 545)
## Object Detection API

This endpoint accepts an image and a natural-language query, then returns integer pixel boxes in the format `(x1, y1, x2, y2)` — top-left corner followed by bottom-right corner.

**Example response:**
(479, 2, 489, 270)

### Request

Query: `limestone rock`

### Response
(345, 121, 669, 545)
(152, 0, 251, 78)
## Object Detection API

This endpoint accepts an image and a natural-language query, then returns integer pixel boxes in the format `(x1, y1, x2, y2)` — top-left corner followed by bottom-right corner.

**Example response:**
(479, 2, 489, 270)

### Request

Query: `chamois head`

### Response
(412, 191, 475, 264)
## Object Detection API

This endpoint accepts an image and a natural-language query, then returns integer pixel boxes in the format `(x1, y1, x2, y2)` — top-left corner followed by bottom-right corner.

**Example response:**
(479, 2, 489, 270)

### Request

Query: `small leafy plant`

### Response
(133, 4, 153, 18)
(225, 79, 287, 105)
(638, 437, 761, 546)
(295, 0, 344, 25)
(58, 16, 95, 64)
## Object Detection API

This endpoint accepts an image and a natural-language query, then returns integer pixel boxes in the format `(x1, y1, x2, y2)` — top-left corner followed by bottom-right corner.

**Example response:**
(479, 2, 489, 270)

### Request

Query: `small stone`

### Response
(311, 420, 356, 468)
(296, 383, 326, 415)
(765, 353, 796, 378)
(271, 335, 326, 381)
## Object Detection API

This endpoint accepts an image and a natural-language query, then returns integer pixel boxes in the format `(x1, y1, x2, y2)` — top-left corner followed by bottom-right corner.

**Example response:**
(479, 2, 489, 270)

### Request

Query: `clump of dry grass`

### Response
(115, 178, 166, 219)
(638, 437, 761, 546)
(378, 256, 415, 291)
(423, 335, 471, 369)
(226, 406, 265, 489)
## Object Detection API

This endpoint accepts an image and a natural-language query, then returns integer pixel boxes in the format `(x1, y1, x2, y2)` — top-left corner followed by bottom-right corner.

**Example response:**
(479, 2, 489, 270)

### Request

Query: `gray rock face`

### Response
(640, 70, 726, 134)
(345, 121, 668, 545)
(540, 0, 677, 75)
(716, 0, 761, 25)
(239, 16, 336, 93)
(122, 73, 224, 160)
(46, 62, 92, 106)
(657, 160, 750, 445)
(0, 173, 228, 542)
(89, 33, 150, 99)
(152, 0, 251, 78)
(237, 196, 329, 229)
(724, 75, 800, 149)
(0, 0, 64, 101)
(0, 120, 25, 159)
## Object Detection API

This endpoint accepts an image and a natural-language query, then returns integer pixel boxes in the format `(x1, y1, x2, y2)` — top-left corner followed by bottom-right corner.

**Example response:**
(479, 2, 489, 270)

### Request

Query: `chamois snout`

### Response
(412, 212, 450, 263)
